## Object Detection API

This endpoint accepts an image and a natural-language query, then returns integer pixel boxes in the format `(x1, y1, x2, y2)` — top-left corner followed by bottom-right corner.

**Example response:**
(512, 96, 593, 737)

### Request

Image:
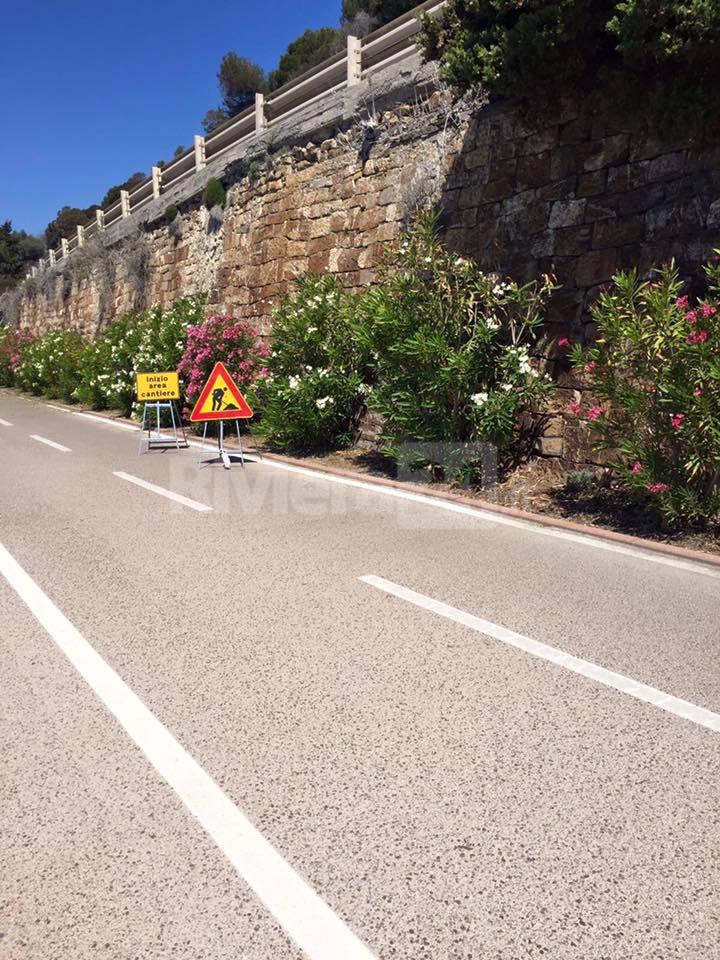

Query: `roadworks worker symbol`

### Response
(189, 361, 254, 422)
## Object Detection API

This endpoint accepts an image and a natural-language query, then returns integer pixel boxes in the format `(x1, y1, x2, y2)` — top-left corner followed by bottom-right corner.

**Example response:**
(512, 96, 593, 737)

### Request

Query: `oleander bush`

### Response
(567, 258, 720, 523)
(16, 329, 86, 403)
(0, 326, 36, 387)
(356, 213, 556, 481)
(177, 313, 270, 423)
(420, 0, 720, 125)
(253, 275, 367, 451)
(203, 177, 226, 209)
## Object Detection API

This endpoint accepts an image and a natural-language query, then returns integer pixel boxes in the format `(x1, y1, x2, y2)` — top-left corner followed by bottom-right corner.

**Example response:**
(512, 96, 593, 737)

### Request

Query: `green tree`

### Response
(0, 221, 24, 293)
(342, 0, 418, 27)
(268, 27, 341, 90)
(100, 172, 146, 209)
(44, 206, 95, 250)
(202, 54, 267, 133)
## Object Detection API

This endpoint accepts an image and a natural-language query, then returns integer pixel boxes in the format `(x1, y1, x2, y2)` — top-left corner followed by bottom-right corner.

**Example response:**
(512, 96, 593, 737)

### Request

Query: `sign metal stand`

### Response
(138, 399, 188, 455)
(197, 420, 245, 470)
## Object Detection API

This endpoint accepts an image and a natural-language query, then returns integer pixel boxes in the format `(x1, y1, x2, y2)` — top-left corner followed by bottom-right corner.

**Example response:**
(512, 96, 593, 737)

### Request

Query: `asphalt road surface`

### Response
(1, 390, 719, 960)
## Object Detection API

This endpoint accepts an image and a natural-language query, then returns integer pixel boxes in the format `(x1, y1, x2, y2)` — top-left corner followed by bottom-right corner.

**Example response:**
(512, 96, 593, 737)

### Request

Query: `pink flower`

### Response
(558, 337, 571, 347)
(670, 412, 685, 430)
(694, 387, 703, 397)
(687, 330, 708, 344)
(701, 303, 717, 317)
(676, 295, 689, 308)
(566, 401, 582, 414)
(587, 406, 605, 422)
(685, 310, 697, 323)
(632, 461, 643, 475)
(646, 482, 668, 494)
(584, 361, 596, 373)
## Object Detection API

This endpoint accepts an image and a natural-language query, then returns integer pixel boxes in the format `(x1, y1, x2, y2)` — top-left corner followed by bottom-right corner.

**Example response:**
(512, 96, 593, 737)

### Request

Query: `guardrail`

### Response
(27, 0, 446, 278)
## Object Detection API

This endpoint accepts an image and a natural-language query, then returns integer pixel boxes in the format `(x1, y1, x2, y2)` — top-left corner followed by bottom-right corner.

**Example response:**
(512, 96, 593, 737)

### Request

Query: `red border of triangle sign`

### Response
(189, 361, 254, 422)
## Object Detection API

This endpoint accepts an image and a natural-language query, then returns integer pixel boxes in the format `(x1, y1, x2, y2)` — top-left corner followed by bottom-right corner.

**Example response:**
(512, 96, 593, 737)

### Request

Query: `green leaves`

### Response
(570, 259, 720, 524)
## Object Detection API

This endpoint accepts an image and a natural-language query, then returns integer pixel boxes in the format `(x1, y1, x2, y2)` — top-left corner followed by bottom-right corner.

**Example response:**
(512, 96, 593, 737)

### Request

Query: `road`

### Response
(1, 389, 719, 960)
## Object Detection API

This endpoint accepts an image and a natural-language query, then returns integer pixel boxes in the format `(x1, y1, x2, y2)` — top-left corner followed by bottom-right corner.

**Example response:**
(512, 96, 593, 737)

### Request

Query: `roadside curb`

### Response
(39, 396, 720, 572)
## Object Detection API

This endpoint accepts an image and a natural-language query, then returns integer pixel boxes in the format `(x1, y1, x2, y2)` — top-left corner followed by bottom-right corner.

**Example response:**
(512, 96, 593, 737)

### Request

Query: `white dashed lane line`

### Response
(0, 418, 12, 426)
(0, 540, 376, 960)
(113, 471, 212, 513)
(30, 434, 71, 452)
(360, 574, 720, 735)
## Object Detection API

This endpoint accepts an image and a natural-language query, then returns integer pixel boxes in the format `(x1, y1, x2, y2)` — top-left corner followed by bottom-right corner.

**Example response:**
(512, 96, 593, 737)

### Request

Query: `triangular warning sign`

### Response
(189, 361, 254, 422)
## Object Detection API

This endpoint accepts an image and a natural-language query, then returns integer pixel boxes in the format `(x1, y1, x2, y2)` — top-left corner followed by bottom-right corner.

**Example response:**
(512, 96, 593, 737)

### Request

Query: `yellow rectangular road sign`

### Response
(136, 372, 180, 402)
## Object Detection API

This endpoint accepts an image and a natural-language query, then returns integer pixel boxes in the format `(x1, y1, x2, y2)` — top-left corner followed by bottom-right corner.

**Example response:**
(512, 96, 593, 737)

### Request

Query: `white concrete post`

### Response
(31, 265, 38, 277)
(193, 136, 206, 172)
(60, 238, 69, 260)
(77, 224, 85, 247)
(120, 189, 131, 218)
(347, 35, 362, 86)
(152, 165, 162, 199)
(255, 92, 266, 134)
(96, 208, 105, 230)
(48, 248, 56, 266)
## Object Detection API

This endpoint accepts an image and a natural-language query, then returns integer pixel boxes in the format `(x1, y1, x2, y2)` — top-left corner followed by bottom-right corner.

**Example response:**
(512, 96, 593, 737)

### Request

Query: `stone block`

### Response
(549, 198, 586, 228)
(576, 169, 608, 198)
(554, 224, 593, 257)
(516, 152, 552, 189)
(582, 134, 629, 172)
(592, 214, 644, 248)
(575, 248, 619, 286)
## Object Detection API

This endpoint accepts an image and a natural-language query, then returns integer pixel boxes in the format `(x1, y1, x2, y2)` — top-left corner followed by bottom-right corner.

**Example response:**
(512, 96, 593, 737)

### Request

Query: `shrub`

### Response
(568, 259, 720, 524)
(74, 296, 204, 416)
(177, 314, 270, 422)
(420, 0, 720, 126)
(254, 275, 367, 451)
(356, 213, 555, 481)
(16, 329, 86, 403)
(203, 177, 226, 209)
(165, 204, 179, 221)
(74, 310, 146, 414)
(0, 326, 36, 387)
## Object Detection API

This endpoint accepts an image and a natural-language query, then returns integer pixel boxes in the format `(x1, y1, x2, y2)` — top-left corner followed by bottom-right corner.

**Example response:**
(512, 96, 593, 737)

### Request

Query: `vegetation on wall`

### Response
(419, 0, 720, 125)
(567, 257, 720, 523)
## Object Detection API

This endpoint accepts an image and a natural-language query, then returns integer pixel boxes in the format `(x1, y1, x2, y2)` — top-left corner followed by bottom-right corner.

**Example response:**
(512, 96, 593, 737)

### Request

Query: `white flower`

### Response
(288, 375, 300, 390)
(307, 326, 317, 333)
(470, 392, 488, 406)
(500, 383, 513, 392)
(485, 316, 500, 330)
(315, 396, 334, 410)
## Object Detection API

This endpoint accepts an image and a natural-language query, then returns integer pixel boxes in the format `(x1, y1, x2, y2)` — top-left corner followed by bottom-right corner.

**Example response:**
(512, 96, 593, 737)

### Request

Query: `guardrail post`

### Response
(120, 189, 131, 218)
(96, 208, 105, 230)
(60, 238, 69, 260)
(194, 136, 206, 172)
(255, 93, 266, 134)
(31, 265, 38, 277)
(347, 35, 362, 86)
(77, 225, 85, 247)
(152, 165, 162, 199)
(48, 249, 56, 266)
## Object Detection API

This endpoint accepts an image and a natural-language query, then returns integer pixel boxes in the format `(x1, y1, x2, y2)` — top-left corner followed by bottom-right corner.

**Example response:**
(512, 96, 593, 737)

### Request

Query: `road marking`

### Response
(0, 418, 12, 426)
(113, 471, 212, 513)
(360, 575, 720, 735)
(0, 540, 376, 960)
(36, 400, 720, 580)
(30, 434, 71, 452)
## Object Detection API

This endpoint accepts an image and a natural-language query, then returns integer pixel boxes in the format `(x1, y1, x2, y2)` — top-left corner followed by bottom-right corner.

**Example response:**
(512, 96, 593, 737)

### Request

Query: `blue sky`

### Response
(0, 0, 341, 236)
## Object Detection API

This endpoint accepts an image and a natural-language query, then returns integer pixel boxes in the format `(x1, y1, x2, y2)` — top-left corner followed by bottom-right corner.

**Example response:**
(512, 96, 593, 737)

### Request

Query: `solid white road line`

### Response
(113, 471, 212, 513)
(0, 418, 12, 426)
(0, 540, 376, 960)
(37, 401, 720, 580)
(30, 434, 71, 453)
(360, 574, 720, 735)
